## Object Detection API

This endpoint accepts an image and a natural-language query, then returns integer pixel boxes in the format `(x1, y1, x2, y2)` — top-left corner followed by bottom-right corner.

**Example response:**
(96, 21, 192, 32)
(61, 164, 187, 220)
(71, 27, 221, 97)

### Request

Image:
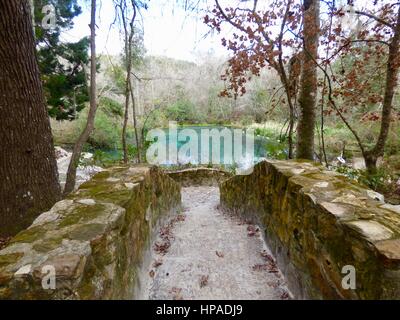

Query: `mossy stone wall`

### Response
(220, 160, 400, 300)
(0, 166, 181, 300)
(166, 168, 232, 187)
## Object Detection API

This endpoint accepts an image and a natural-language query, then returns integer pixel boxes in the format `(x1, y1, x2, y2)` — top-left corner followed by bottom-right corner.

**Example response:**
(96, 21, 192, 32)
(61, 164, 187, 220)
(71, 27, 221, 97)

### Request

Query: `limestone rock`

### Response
(0, 166, 181, 300)
(219, 160, 400, 300)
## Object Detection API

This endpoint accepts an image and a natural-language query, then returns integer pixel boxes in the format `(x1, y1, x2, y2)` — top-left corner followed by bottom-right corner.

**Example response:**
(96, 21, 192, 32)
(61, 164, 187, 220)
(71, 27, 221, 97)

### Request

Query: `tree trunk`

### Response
(364, 5, 400, 174)
(121, 1, 137, 164)
(122, 66, 130, 164)
(130, 80, 142, 163)
(0, 0, 61, 236)
(63, 0, 97, 196)
(296, 0, 320, 160)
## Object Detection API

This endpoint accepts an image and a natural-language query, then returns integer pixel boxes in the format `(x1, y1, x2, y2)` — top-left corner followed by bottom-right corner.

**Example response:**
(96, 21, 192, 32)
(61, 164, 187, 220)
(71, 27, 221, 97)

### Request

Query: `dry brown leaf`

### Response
(281, 292, 290, 300)
(200, 275, 209, 288)
(153, 259, 163, 268)
(170, 287, 183, 300)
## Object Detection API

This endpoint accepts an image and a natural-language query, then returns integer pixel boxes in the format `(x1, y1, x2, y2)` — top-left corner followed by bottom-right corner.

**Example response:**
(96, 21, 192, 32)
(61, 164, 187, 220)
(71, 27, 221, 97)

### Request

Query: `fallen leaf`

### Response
(153, 260, 163, 268)
(281, 292, 290, 300)
(149, 270, 155, 278)
(261, 251, 275, 264)
(176, 214, 186, 222)
(200, 275, 209, 288)
(216, 251, 224, 258)
(267, 281, 279, 289)
(170, 287, 183, 300)
(154, 240, 171, 255)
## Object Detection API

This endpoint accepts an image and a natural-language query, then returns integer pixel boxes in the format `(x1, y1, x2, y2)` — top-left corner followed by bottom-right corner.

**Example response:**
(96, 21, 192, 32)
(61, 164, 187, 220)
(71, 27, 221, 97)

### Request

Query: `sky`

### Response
(58, 0, 366, 63)
(60, 0, 230, 63)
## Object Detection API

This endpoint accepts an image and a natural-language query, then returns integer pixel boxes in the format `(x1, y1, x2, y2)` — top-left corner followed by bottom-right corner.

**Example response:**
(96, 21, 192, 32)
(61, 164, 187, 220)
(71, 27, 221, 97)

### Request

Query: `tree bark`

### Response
(364, 5, 400, 174)
(0, 0, 61, 236)
(296, 0, 320, 160)
(130, 80, 142, 163)
(63, 0, 97, 196)
(120, 0, 139, 164)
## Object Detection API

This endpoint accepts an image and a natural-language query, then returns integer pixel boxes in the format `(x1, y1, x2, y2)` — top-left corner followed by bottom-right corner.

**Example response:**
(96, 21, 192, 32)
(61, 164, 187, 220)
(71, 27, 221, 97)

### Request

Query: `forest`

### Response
(0, 0, 400, 302)
(1, 0, 400, 238)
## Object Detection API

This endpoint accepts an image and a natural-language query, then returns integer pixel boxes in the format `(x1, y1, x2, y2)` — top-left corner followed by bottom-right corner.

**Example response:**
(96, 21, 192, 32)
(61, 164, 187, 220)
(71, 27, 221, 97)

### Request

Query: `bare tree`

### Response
(117, 0, 142, 164)
(63, 0, 98, 195)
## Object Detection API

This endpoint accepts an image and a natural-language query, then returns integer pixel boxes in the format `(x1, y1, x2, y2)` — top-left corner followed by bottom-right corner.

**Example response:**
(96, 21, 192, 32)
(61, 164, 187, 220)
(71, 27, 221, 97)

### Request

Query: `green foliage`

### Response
(34, 0, 90, 120)
(335, 166, 397, 196)
(88, 110, 122, 150)
(92, 150, 122, 167)
(165, 98, 201, 123)
(264, 140, 288, 160)
(249, 88, 269, 123)
(359, 170, 392, 193)
(99, 97, 124, 118)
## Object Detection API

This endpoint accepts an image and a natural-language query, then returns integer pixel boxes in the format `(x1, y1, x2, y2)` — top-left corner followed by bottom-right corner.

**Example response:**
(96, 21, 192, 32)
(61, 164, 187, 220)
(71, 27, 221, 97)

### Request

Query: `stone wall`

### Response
(220, 160, 400, 300)
(0, 166, 181, 300)
(166, 168, 232, 187)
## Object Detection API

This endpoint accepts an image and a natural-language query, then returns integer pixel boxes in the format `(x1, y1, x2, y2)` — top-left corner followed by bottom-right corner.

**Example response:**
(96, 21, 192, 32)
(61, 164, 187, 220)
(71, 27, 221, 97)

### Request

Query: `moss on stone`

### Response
(219, 159, 400, 300)
(68, 224, 106, 242)
(10, 226, 47, 244)
(0, 165, 182, 300)
(32, 237, 63, 253)
(0, 253, 23, 268)
(58, 204, 106, 228)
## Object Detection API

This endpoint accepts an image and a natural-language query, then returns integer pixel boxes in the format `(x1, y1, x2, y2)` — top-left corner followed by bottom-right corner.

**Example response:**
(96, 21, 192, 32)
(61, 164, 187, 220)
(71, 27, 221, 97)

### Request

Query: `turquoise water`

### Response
(147, 126, 270, 167)
(87, 126, 287, 167)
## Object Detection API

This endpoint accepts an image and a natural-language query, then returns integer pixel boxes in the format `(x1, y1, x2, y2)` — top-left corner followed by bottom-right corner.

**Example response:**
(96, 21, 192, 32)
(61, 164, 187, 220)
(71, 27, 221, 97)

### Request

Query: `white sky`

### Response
(59, 0, 369, 63)
(60, 0, 230, 62)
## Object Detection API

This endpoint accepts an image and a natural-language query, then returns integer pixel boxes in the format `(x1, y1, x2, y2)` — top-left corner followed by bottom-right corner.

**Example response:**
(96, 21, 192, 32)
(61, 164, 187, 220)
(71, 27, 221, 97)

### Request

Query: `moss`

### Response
(74, 184, 133, 207)
(32, 237, 63, 253)
(68, 224, 106, 242)
(59, 204, 105, 228)
(0, 165, 182, 300)
(10, 226, 47, 244)
(220, 160, 400, 299)
(0, 253, 23, 268)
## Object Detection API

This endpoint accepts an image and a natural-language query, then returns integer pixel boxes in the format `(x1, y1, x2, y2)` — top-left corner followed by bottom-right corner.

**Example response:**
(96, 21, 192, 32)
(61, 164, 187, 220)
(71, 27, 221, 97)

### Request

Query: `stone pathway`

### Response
(145, 186, 290, 300)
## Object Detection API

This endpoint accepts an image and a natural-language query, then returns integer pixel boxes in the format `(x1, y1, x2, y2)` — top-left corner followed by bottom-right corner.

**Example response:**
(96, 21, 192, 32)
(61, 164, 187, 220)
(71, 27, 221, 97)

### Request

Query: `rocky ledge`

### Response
(220, 160, 400, 300)
(0, 166, 181, 300)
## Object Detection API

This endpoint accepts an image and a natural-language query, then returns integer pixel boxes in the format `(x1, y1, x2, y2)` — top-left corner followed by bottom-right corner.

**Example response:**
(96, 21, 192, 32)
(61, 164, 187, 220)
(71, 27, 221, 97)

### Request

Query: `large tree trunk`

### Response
(63, 0, 97, 196)
(0, 0, 61, 236)
(296, 0, 320, 160)
(364, 5, 400, 174)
